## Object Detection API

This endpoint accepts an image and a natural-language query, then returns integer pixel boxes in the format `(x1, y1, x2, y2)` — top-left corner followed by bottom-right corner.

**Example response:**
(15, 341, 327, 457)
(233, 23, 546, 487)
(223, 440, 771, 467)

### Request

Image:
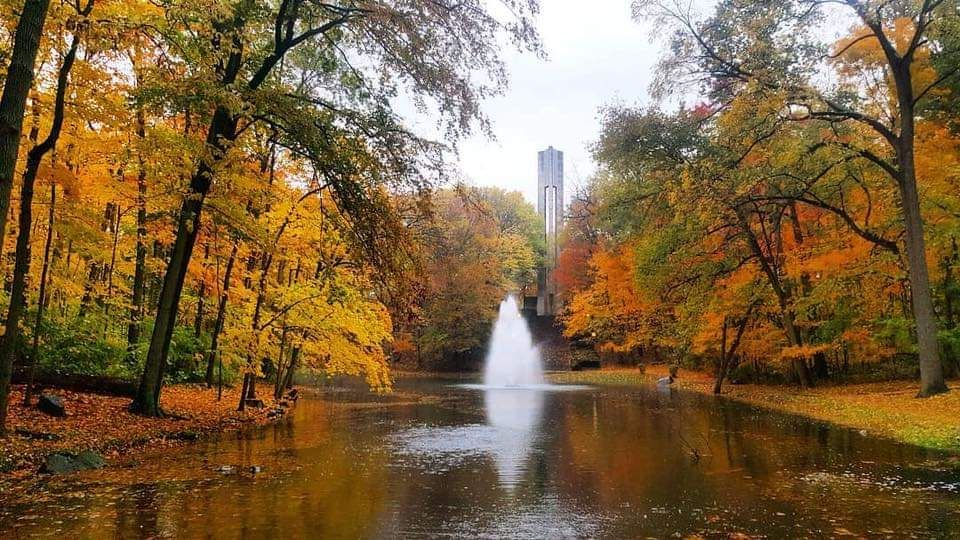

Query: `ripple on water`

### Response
(438, 500, 604, 539)
(391, 424, 509, 463)
(803, 470, 960, 493)
(454, 383, 591, 392)
(390, 422, 541, 488)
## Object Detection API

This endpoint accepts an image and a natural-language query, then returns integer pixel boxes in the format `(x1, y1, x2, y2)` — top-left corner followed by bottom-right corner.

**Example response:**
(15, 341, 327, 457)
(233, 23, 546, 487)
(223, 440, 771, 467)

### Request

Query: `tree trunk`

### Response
(898, 118, 946, 396)
(712, 367, 726, 395)
(132, 195, 204, 416)
(887, 51, 946, 396)
(205, 239, 238, 387)
(105, 202, 120, 299)
(194, 281, 206, 338)
(131, 104, 238, 416)
(0, 26, 78, 432)
(238, 372, 250, 411)
(713, 319, 729, 395)
(783, 312, 813, 388)
(273, 324, 289, 400)
(736, 207, 812, 388)
(813, 352, 829, 380)
(0, 0, 52, 255)
(126, 110, 148, 359)
(942, 239, 957, 330)
(713, 308, 751, 395)
(1, 148, 47, 424)
(283, 346, 299, 390)
(23, 181, 55, 405)
(65, 238, 72, 278)
(77, 261, 101, 318)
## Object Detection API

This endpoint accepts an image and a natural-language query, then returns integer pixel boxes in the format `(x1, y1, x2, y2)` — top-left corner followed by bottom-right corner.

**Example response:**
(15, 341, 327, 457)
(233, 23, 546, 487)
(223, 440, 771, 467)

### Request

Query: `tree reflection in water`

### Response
(3, 381, 960, 538)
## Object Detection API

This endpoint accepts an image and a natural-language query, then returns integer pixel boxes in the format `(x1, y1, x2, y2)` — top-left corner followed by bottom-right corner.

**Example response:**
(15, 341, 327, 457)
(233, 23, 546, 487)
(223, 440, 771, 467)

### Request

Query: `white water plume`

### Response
(483, 296, 544, 387)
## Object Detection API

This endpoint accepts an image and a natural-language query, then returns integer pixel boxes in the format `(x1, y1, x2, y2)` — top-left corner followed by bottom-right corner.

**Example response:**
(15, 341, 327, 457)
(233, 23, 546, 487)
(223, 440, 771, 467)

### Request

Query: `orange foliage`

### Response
(554, 238, 593, 295)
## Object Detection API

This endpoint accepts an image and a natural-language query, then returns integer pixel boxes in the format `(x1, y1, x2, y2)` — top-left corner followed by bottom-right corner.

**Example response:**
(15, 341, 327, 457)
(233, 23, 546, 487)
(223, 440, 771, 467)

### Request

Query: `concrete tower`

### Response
(537, 146, 563, 316)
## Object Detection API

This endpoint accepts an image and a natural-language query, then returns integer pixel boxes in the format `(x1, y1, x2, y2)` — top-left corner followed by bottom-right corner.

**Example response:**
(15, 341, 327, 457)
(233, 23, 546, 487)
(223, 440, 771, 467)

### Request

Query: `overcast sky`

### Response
(453, 0, 660, 207)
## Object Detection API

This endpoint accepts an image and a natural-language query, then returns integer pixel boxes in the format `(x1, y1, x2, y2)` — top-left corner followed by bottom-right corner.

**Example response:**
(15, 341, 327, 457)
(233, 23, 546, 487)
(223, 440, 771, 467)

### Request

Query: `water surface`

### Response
(2, 378, 959, 538)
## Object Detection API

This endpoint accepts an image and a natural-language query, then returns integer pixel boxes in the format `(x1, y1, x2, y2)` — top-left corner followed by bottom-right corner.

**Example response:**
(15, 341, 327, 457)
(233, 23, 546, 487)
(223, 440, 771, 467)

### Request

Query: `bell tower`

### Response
(536, 146, 563, 316)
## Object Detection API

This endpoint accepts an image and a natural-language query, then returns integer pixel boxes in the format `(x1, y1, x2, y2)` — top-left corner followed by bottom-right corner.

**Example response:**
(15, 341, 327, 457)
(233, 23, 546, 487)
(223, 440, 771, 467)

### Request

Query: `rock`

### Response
(215, 465, 235, 474)
(37, 394, 66, 417)
(174, 430, 200, 441)
(39, 454, 73, 474)
(286, 388, 299, 401)
(40, 451, 106, 475)
(77, 450, 106, 469)
(249, 465, 262, 474)
(243, 398, 265, 409)
(14, 428, 62, 441)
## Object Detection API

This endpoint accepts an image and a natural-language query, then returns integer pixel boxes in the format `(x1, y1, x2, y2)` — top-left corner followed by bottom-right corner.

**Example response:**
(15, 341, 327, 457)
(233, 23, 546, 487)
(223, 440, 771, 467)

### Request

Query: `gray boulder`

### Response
(40, 451, 106, 474)
(38, 394, 66, 417)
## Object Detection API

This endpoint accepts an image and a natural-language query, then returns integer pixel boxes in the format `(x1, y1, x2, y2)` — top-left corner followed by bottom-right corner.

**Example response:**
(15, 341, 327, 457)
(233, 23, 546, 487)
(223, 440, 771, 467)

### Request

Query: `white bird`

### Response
(657, 367, 679, 388)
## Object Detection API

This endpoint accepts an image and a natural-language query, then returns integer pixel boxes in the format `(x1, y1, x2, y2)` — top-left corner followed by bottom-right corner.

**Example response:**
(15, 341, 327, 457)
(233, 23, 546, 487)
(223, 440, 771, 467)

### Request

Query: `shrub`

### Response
(938, 327, 960, 377)
(165, 326, 210, 383)
(36, 315, 129, 379)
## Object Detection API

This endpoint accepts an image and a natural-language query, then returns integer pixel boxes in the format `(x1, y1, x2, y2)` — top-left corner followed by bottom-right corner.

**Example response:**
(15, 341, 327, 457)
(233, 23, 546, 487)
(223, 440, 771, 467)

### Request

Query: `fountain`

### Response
(393, 296, 585, 489)
(483, 296, 544, 387)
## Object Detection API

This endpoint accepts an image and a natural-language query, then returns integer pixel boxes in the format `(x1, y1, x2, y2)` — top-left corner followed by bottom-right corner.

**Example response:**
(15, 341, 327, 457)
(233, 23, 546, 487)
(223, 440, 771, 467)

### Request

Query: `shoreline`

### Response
(9, 367, 959, 481)
(549, 366, 960, 453)
(0, 383, 288, 481)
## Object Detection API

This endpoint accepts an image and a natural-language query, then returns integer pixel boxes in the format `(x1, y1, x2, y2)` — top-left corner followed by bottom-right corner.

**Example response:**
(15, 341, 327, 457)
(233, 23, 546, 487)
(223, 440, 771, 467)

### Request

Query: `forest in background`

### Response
(556, 0, 960, 395)
(0, 0, 545, 434)
(1, 0, 959, 442)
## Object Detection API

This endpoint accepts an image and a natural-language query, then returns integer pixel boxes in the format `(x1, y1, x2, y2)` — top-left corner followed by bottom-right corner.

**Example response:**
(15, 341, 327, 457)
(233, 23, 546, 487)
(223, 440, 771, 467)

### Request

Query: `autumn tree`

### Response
(0, 0, 53, 253)
(130, 0, 541, 415)
(396, 185, 543, 369)
(0, 0, 94, 433)
(560, 80, 928, 389)
(634, 0, 960, 396)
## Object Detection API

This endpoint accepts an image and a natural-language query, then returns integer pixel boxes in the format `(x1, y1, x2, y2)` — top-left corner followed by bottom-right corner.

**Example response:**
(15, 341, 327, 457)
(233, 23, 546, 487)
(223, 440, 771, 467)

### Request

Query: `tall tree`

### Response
(0, 0, 92, 432)
(634, 0, 960, 396)
(131, 0, 540, 415)
(0, 0, 52, 254)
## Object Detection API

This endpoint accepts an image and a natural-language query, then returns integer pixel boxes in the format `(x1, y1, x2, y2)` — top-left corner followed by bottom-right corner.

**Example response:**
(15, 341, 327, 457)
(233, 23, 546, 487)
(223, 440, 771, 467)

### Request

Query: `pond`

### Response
(2, 378, 960, 538)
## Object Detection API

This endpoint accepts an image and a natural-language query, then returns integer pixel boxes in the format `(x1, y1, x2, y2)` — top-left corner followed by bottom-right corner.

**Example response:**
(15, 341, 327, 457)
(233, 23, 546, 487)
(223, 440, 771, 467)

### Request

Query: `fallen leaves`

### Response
(0, 384, 279, 478)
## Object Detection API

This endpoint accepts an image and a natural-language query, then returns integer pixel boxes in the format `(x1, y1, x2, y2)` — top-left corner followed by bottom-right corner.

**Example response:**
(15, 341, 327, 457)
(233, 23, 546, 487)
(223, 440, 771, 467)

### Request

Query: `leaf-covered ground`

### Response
(0, 384, 279, 478)
(550, 367, 960, 452)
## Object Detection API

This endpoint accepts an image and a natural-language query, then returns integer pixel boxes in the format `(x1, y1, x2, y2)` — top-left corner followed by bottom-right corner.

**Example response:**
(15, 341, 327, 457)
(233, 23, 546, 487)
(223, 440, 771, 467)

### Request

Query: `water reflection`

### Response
(3, 380, 960, 538)
(483, 388, 544, 486)
(390, 387, 545, 489)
